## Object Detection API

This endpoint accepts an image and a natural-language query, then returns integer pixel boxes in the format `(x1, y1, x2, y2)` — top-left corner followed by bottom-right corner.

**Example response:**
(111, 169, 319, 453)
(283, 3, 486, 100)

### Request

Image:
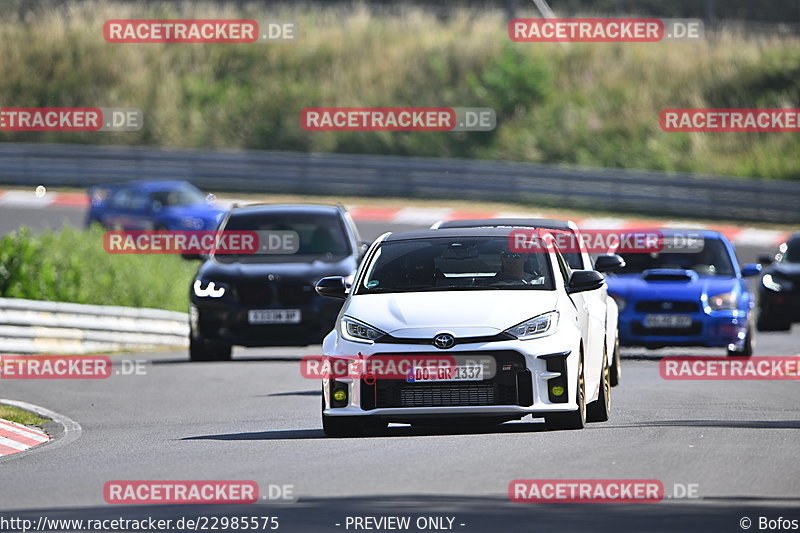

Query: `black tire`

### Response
(727, 327, 754, 357)
(545, 357, 586, 431)
(609, 334, 622, 387)
(189, 336, 232, 361)
(587, 354, 611, 423)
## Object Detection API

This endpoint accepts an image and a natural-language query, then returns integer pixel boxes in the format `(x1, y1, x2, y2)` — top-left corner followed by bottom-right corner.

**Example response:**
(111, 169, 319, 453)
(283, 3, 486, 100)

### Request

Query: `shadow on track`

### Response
(607, 419, 800, 430)
(182, 420, 553, 441)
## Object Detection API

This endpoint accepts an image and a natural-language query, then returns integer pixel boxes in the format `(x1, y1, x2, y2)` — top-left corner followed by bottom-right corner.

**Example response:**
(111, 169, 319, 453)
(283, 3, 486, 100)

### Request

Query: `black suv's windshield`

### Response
(615, 238, 735, 277)
(216, 211, 351, 264)
(357, 237, 555, 294)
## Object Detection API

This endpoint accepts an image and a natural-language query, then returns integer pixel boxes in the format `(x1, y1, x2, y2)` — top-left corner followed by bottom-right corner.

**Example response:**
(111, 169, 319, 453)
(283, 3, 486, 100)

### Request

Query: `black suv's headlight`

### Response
(762, 274, 793, 292)
(193, 279, 226, 298)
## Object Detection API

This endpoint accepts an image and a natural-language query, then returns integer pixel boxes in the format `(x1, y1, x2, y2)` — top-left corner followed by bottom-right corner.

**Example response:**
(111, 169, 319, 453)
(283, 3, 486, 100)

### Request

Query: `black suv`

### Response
(757, 232, 800, 331)
(189, 204, 367, 361)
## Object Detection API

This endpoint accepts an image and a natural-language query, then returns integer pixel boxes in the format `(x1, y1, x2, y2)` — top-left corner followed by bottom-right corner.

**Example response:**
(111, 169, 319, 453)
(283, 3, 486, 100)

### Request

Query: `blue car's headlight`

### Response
(708, 291, 737, 310)
(182, 216, 205, 229)
(504, 311, 559, 340)
(193, 280, 226, 298)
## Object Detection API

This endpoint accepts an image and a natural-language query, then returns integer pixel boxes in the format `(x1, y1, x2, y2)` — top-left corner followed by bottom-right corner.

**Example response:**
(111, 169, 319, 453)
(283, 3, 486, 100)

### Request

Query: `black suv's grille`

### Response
(635, 300, 699, 313)
(360, 350, 531, 410)
(234, 282, 315, 306)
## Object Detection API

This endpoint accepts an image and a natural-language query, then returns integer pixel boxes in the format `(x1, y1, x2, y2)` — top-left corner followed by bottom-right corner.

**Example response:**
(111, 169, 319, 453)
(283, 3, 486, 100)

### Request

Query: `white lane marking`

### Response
(393, 208, 454, 225)
(0, 400, 82, 461)
(0, 420, 49, 441)
(661, 220, 710, 229)
(0, 435, 31, 451)
(734, 228, 787, 247)
(578, 217, 627, 229)
(0, 191, 55, 207)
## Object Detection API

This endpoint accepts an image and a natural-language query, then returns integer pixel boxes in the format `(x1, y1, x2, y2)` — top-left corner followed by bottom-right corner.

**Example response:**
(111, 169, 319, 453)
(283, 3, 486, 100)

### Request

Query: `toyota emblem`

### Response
(433, 333, 455, 349)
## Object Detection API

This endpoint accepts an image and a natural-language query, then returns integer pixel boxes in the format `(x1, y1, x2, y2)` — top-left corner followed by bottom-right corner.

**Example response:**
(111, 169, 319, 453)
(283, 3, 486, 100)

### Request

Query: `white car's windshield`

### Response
(357, 237, 556, 294)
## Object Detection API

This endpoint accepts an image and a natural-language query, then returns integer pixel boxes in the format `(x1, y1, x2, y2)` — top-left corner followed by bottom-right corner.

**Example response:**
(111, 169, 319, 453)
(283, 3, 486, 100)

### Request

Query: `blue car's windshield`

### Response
(150, 184, 206, 207)
(615, 238, 735, 277)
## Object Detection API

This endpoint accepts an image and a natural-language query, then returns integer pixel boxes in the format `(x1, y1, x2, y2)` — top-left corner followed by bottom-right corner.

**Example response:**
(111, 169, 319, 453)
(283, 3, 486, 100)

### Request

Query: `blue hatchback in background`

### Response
(605, 230, 761, 356)
(86, 180, 225, 231)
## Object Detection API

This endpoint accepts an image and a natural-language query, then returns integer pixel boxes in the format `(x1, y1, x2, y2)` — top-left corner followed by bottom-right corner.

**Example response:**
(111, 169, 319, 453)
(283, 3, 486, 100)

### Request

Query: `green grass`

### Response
(0, 404, 48, 427)
(0, 225, 197, 312)
(0, 1, 798, 179)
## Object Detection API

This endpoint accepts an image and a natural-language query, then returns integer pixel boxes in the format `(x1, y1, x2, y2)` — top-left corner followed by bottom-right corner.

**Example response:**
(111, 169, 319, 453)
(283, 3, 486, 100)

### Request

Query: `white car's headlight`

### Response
(341, 317, 385, 343)
(193, 279, 226, 298)
(504, 311, 559, 340)
(708, 291, 737, 310)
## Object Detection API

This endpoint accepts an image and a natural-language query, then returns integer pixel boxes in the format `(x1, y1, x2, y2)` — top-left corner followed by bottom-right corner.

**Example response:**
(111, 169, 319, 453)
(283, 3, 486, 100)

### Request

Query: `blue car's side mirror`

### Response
(741, 263, 762, 277)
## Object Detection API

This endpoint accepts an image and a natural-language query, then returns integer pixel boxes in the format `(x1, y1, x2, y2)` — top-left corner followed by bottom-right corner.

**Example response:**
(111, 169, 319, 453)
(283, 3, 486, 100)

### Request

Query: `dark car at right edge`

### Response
(757, 232, 800, 331)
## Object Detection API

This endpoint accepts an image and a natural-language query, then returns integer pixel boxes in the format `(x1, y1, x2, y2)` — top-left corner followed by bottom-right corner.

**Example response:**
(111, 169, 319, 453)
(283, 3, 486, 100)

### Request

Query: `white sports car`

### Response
(315, 227, 611, 437)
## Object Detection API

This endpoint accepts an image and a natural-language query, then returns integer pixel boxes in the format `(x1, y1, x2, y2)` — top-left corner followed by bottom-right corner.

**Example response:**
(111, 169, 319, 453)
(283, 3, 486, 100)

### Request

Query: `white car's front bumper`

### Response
(321, 328, 583, 420)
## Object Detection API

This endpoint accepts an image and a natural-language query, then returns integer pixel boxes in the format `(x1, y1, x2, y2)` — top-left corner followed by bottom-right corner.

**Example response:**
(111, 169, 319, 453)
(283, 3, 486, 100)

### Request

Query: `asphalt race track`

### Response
(1, 204, 799, 532)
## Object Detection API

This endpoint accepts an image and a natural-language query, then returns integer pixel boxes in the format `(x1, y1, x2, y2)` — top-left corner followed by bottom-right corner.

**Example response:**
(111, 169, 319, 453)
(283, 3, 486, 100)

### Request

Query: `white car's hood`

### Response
(345, 290, 559, 337)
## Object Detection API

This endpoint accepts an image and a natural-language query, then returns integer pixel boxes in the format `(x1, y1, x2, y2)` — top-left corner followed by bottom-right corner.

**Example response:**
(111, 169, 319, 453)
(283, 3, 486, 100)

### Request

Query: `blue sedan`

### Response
(87, 180, 225, 231)
(605, 230, 761, 356)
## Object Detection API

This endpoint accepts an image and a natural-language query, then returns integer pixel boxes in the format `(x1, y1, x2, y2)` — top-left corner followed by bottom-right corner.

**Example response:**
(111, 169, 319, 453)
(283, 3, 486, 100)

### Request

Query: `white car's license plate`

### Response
(644, 314, 692, 328)
(407, 365, 484, 382)
(248, 309, 301, 324)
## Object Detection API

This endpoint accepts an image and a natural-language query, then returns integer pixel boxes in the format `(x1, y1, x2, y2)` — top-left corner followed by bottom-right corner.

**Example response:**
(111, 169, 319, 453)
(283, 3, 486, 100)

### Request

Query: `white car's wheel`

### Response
(545, 357, 586, 431)
(587, 354, 611, 423)
(610, 335, 621, 387)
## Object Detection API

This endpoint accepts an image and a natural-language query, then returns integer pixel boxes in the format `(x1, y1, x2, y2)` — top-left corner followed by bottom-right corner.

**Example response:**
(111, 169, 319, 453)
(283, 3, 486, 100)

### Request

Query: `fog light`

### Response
(333, 389, 347, 402)
(550, 385, 565, 397)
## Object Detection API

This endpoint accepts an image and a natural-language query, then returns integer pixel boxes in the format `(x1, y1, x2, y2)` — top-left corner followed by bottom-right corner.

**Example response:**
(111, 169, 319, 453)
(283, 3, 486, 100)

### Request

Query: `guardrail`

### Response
(0, 297, 188, 354)
(0, 142, 798, 223)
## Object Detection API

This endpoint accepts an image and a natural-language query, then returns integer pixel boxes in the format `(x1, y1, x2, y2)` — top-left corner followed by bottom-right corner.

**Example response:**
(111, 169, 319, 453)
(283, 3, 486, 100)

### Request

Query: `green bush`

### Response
(0, 226, 197, 311)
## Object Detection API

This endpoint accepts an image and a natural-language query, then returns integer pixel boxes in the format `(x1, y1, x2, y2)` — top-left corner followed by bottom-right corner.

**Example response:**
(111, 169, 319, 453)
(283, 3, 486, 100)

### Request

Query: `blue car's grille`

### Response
(632, 323, 702, 336)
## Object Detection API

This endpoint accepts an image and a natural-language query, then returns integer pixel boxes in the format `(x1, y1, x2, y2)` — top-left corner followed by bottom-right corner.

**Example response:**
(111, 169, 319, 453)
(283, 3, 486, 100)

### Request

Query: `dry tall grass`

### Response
(0, 1, 797, 179)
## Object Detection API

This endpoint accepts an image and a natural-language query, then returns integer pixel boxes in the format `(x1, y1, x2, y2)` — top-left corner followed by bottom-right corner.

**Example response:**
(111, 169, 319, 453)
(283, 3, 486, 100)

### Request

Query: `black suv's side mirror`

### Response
(315, 276, 348, 299)
(757, 254, 774, 266)
(594, 254, 626, 273)
(568, 270, 605, 293)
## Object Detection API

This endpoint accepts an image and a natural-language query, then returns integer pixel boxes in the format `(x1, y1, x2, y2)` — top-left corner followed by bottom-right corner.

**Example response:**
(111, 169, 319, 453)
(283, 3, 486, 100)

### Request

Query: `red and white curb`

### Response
(0, 188, 792, 248)
(0, 417, 50, 456)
